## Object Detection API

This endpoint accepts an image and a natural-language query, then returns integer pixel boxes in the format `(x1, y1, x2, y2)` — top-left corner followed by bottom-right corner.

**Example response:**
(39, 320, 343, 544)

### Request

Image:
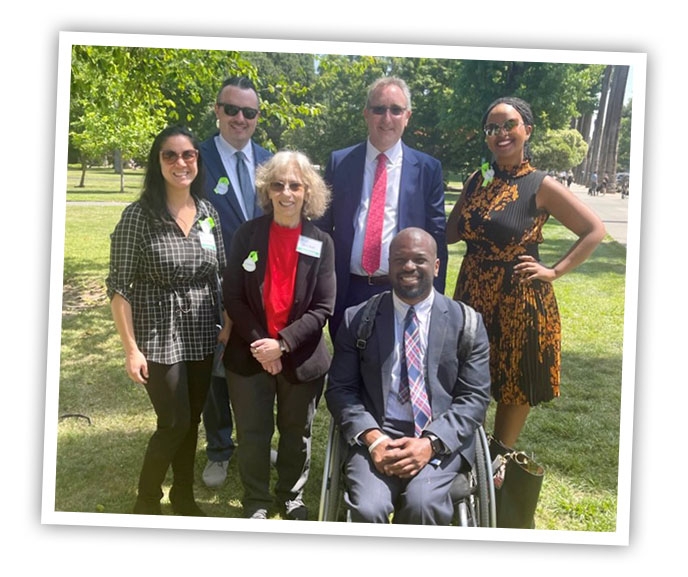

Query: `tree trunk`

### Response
(113, 148, 125, 192)
(574, 112, 594, 184)
(585, 65, 612, 189)
(78, 154, 87, 188)
(599, 65, 629, 193)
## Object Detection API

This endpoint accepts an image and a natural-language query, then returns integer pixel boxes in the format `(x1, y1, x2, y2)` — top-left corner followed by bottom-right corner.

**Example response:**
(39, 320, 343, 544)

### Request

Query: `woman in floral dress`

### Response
(447, 97, 605, 448)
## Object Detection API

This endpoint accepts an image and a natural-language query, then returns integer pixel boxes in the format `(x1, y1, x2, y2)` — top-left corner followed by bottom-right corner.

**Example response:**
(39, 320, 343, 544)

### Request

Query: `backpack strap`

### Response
(457, 301, 478, 364)
(355, 292, 478, 365)
(355, 291, 388, 351)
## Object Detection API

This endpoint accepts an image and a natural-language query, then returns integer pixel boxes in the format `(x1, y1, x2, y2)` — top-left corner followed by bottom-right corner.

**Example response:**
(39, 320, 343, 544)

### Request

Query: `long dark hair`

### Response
(139, 125, 205, 221)
(482, 96, 535, 161)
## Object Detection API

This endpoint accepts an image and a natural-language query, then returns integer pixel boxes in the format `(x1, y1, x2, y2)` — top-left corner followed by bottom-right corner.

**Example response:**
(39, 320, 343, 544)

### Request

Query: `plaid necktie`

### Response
(401, 306, 432, 436)
(361, 153, 387, 275)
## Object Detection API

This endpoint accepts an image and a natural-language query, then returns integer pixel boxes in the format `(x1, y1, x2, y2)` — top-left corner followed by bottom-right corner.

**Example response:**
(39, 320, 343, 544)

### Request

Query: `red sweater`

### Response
(264, 221, 302, 338)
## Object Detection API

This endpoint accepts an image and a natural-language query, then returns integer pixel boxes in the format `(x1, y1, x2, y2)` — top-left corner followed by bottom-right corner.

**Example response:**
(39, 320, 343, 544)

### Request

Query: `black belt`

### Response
(350, 274, 390, 286)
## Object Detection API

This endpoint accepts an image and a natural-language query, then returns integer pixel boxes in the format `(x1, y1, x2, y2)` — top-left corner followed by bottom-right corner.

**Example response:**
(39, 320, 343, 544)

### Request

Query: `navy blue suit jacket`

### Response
(325, 290, 491, 467)
(315, 141, 448, 336)
(199, 135, 273, 261)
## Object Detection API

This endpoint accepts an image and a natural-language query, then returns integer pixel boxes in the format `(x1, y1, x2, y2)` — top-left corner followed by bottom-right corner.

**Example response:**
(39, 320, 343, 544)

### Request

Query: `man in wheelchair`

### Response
(325, 228, 491, 524)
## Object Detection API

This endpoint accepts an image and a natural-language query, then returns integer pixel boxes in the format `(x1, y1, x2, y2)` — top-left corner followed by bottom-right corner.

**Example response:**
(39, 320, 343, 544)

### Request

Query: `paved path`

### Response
(69, 182, 629, 246)
(567, 182, 628, 246)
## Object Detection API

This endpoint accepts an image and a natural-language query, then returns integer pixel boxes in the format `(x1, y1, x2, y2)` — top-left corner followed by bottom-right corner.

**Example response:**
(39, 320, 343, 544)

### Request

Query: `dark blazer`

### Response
(199, 135, 273, 260)
(325, 290, 491, 467)
(315, 141, 448, 331)
(223, 216, 336, 384)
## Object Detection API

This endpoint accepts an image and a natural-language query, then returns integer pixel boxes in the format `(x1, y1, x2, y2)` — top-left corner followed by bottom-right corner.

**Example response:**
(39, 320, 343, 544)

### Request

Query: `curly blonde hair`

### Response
(255, 150, 330, 219)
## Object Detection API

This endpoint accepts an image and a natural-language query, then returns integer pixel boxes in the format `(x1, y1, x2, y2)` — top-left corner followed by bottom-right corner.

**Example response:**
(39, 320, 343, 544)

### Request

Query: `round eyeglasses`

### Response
(483, 119, 524, 137)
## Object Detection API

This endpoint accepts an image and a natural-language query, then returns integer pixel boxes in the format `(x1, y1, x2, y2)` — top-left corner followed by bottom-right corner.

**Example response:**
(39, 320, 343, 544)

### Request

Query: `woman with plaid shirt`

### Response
(107, 126, 227, 516)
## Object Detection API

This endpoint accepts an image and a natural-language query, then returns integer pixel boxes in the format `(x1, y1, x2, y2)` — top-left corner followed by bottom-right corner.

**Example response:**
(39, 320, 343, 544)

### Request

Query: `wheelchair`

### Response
(318, 416, 496, 527)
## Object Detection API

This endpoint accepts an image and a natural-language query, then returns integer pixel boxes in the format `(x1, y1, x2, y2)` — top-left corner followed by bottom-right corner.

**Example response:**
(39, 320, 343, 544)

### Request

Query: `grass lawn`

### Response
(52, 170, 626, 532)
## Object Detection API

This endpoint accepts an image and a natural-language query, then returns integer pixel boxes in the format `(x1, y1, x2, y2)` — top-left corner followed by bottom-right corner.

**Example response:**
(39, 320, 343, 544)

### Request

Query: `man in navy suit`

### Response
(199, 77, 273, 488)
(325, 228, 491, 524)
(315, 76, 448, 339)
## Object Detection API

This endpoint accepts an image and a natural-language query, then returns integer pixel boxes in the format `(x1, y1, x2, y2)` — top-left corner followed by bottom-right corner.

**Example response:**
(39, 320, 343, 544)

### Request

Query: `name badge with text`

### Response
(296, 235, 323, 258)
(199, 232, 217, 251)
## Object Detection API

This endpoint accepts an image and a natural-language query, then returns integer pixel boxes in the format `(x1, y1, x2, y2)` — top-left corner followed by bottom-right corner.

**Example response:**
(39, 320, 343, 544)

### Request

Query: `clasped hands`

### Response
(250, 337, 283, 375)
(367, 433, 433, 479)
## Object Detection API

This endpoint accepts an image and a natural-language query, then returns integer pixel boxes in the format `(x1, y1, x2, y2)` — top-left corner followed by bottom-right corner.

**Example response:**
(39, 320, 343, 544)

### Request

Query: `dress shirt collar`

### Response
(392, 289, 435, 325)
(215, 133, 254, 164)
(366, 138, 403, 165)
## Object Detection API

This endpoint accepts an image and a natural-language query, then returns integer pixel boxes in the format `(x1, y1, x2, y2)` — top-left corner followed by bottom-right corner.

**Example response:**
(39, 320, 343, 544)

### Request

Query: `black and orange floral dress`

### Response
(452, 160, 560, 406)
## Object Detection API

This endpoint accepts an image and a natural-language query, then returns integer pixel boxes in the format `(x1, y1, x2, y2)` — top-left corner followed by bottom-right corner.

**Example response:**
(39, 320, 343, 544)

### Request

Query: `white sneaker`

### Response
(202, 460, 229, 488)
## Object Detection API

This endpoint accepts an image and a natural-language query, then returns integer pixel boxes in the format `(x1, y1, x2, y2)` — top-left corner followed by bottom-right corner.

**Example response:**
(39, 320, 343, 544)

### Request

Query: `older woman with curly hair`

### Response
(222, 150, 335, 520)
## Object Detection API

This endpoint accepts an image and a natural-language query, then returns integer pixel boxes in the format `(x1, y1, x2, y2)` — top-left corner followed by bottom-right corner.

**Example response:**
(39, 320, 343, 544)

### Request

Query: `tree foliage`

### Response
(69, 46, 622, 189)
(617, 99, 632, 171)
(530, 128, 588, 172)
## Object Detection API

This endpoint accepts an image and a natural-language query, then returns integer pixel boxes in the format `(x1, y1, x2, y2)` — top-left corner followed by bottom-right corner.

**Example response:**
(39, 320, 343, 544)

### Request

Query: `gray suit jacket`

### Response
(325, 290, 491, 466)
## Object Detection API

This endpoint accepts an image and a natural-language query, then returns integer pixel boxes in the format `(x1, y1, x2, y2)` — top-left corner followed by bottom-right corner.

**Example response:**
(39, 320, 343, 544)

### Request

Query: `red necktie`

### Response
(361, 153, 388, 276)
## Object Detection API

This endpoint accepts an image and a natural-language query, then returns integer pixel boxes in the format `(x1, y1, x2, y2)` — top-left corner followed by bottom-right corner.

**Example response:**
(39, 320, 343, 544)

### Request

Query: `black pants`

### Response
(227, 370, 324, 514)
(137, 356, 213, 503)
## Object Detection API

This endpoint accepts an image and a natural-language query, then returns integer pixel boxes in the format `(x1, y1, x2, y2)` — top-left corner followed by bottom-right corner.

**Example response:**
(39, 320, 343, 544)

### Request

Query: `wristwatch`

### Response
(422, 432, 448, 456)
(278, 339, 288, 354)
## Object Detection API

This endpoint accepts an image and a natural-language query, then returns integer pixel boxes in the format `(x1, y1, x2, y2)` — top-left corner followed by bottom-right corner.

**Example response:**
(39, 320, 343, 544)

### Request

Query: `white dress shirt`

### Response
(384, 290, 434, 428)
(214, 134, 255, 220)
(350, 139, 403, 276)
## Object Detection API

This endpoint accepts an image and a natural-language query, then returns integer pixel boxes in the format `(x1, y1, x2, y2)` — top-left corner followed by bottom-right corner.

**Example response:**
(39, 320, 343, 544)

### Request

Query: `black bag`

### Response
(355, 291, 478, 364)
(490, 437, 545, 529)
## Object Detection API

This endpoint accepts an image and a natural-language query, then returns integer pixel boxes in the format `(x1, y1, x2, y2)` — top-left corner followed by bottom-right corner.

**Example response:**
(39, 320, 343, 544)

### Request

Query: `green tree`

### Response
(530, 128, 588, 172)
(617, 99, 632, 172)
(444, 61, 603, 178)
(68, 46, 316, 189)
(288, 54, 389, 166)
(244, 51, 321, 151)
(70, 46, 167, 190)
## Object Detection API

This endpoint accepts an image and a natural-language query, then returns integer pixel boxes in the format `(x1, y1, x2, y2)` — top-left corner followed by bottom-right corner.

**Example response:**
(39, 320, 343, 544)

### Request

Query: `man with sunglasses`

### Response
(199, 76, 273, 489)
(315, 76, 448, 339)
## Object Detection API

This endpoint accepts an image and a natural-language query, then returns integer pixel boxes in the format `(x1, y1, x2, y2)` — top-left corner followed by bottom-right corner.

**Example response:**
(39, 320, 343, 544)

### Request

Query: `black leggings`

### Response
(137, 356, 213, 502)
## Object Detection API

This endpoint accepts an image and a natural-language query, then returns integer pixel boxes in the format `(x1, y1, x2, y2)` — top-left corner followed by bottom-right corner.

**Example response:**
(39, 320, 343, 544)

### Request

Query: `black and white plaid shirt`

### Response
(106, 199, 226, 364)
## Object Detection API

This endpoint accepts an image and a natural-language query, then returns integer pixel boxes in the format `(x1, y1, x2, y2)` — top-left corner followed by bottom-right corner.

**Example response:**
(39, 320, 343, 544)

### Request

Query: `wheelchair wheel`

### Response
(473, 426, 490, 526)
(451, 425, 496, 528)
(318, 417, 344, 522)
(475, 424, 496, 527)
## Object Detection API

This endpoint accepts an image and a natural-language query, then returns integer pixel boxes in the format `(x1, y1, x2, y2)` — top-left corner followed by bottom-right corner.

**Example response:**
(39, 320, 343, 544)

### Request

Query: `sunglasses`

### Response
(160, 149, 198, 164)
(483, 119, 524, 137)
(217, 102, 259, 119)
(269, 181, 305, 193)
(368, 105, 407, 117)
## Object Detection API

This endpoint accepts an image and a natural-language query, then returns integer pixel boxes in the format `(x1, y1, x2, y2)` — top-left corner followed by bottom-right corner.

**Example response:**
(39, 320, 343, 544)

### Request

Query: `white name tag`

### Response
(199, 231, 217, 251)
(296, 235, 322, 258)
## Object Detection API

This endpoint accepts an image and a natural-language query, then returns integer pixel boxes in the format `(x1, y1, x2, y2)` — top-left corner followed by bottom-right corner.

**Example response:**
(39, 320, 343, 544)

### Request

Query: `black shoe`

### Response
(133, 497, 162, 515)
(245, 508, 268, 519)
(286, 506, 308, 520)
(283, 499, 308, 521)
(169, 486, 207, 517)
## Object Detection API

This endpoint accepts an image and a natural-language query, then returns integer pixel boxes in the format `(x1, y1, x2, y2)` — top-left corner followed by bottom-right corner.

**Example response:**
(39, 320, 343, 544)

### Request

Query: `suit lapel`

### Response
(377, 293, 396, 411)
(291, 221, 312, 319)
(398, 144, 419, 230)
(247, 217, 271, 313)
(204, 136, 250, 224)
(426, 293, 450, 411)
(341, 143, 366, 225)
